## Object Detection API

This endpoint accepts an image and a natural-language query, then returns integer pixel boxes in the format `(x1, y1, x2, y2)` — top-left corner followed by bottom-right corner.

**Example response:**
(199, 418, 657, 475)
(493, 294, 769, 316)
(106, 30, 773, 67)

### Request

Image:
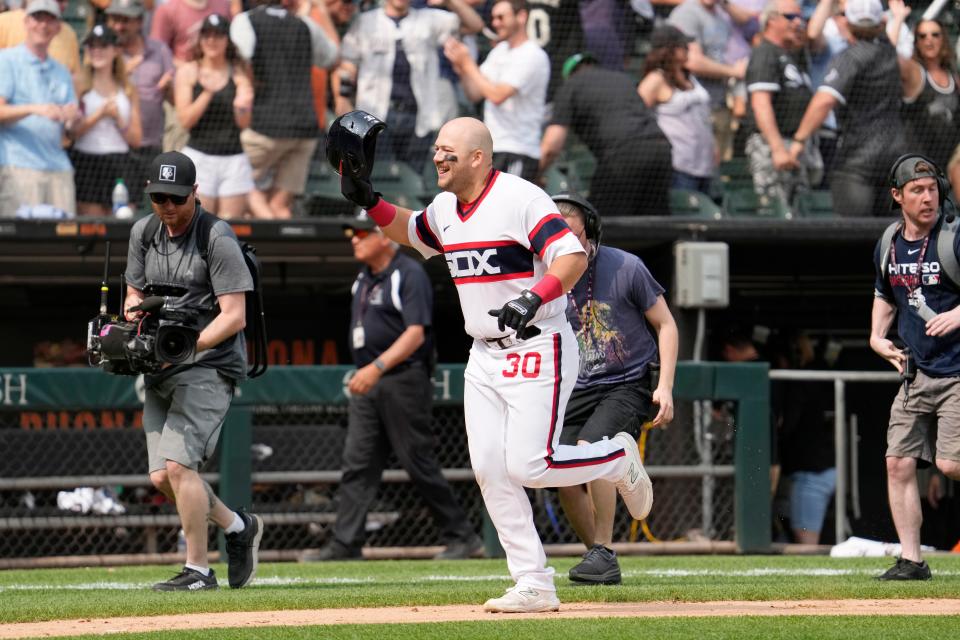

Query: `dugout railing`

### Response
(0, 362, 769, 567)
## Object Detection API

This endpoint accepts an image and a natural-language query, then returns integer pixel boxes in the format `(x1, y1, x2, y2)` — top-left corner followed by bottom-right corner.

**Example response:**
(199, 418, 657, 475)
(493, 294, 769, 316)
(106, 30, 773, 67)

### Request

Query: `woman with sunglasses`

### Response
(903, 18, 960, 172)
(174, 14, 263, 219)
(70, 24, 143, 217)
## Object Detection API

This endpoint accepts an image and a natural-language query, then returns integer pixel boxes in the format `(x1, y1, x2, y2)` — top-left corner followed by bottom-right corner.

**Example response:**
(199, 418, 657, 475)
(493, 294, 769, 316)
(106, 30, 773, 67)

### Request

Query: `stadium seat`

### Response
(722, 187, 794, 219)
(542, 165, 575, 195)
(719, 157, 754, 190)
(793, 190, 834, 217)
(303, 161, 354, 217)
(370, 160, 427, 210)
(670, 188, 723, 219)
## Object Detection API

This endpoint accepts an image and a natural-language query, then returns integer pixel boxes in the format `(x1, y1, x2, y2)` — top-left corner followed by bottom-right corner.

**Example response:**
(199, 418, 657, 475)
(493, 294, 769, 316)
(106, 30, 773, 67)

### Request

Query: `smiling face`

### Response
(490, 1, 525, 42)
(85, 40, 118, 70)
(199, 28, 228, 58)
(106, 14, 142, 46)
(915, 20, 945, 63)
(24, 11, 61, 51)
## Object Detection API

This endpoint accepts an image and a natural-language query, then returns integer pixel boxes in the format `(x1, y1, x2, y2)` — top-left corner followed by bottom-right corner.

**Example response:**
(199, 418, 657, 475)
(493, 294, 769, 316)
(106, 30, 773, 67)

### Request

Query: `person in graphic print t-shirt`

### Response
(870, 154, 960, 581)
(337, 116, 653, 613)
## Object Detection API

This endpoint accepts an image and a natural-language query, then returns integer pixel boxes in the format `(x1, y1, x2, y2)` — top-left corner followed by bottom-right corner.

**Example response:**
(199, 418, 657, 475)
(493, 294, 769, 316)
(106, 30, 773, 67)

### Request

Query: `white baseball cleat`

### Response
(483, 586, 560, 613)
(614, 431, 653, 520)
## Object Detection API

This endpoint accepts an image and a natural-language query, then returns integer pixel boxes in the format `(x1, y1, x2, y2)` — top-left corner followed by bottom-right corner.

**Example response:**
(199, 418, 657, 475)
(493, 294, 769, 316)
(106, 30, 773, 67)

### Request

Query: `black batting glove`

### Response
(488, 289, 542, 335)
(341, 172, 381, 209)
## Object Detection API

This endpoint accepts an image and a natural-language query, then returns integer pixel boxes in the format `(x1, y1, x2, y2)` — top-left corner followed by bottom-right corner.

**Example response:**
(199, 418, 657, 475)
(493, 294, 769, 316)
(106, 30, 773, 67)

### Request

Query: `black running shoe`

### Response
(569, 544, 622, 585)
(225, 511, 263, 589)
(876, 557, 932, 581)
(152, 567, 218, 591)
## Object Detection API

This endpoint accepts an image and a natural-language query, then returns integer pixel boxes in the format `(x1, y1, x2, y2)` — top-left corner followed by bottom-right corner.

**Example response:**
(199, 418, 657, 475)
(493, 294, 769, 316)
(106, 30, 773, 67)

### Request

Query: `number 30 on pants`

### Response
(502, 352, 542, 378)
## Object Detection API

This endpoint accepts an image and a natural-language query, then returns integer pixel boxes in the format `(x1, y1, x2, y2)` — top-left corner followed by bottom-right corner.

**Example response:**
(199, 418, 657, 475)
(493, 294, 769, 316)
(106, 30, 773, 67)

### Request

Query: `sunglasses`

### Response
(918, 32, 943, 39)
(778, 12, 803, 21)
(344, 228, 375, 239)
(149, 192, 189, 205)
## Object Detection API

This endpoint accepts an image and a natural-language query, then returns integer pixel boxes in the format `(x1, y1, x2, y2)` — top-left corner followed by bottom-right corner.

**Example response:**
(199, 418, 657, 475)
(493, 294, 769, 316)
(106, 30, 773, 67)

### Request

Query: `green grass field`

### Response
(2, 555, 959, 638)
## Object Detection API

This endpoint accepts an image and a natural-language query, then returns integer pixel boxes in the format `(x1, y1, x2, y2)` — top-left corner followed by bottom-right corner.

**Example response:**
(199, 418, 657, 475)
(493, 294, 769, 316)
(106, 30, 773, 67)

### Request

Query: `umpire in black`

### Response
(309, 211, 481, 560)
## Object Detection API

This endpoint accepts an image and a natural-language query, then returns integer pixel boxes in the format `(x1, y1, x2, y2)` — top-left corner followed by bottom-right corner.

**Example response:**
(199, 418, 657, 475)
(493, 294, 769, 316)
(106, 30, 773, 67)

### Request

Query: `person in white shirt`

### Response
(444, 0, 549, 181)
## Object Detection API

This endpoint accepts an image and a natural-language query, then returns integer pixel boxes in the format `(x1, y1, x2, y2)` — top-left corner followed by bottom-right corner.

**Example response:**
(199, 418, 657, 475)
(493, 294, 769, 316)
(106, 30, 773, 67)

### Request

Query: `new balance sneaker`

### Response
(876, 557, 932, 581)
(569, 544, 622, 585)
(483, 585, 561, 613)
(434, 535, 484, 560)
(152, 567, 218, 591)
(225, 511, 263, 589)
(613, 432, 653, 520)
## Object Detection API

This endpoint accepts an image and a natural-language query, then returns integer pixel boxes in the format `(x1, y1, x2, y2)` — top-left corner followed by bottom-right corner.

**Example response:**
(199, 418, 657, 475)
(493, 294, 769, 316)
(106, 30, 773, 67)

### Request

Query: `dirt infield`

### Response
(2, 599, 958, 638)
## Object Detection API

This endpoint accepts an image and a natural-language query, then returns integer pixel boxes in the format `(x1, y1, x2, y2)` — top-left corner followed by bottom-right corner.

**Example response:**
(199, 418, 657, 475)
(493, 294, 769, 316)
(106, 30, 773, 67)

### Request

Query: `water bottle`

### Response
(112, 178, 132, 219)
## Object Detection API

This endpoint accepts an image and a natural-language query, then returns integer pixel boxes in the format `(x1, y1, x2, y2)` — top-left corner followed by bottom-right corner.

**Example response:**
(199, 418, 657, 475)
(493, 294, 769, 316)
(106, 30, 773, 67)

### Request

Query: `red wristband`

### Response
(531, 274, 563, 303)
(367, 199, 397, 227)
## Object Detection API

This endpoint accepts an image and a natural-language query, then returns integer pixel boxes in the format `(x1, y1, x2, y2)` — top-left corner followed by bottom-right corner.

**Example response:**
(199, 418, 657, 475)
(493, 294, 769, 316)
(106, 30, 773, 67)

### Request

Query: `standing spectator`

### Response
(106, 0, 173, 213)
(789, 0, 921, 217)
(175, 14, 255, 218)
(0, 0, 80, 217)
(639, 24, 715, 193)
(540, 54, 673, 216)
(150, 0, 231, 151)
(668, 0, 750, 162)
(555, 192, 678, 585)
(905, 19, 960, 175)
(443, 0, 548, 182)
(307, 211, 483, 561)
(334, 0, 483, 172)
(0, 0, 79, 73)
(579, 0, 651, 71)
(870, 154, 960, 579)
(526, 0, 583, 101)
(742, 0, 821, 209)
(231, 0, 338, 219)
(770, 330, 835, 545)
(70, 24, 142, 216)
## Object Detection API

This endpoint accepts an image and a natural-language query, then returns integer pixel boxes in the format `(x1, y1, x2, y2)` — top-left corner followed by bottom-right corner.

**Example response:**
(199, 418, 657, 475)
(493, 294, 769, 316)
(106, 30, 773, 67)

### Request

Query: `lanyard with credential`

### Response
(889, 232, 934, 320)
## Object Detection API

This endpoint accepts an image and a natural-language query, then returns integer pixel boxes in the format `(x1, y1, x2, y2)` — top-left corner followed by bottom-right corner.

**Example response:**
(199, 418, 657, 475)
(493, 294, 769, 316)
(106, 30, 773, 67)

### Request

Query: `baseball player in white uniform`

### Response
(337, 116, 653, 613)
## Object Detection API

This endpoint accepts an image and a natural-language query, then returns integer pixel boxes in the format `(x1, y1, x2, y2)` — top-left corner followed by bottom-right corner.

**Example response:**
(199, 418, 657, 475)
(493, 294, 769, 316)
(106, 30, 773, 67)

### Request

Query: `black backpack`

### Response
(141, 210, 268, 378)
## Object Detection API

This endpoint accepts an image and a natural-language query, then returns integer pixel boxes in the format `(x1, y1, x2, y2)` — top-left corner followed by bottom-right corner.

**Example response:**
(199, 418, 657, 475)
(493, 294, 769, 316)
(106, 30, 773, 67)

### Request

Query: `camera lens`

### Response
(156, 326, 197, 364)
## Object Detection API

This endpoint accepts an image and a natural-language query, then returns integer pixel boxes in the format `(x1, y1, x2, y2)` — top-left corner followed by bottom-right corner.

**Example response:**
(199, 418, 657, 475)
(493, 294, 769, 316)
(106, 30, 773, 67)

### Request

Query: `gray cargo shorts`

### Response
(143, 366, 235, 473)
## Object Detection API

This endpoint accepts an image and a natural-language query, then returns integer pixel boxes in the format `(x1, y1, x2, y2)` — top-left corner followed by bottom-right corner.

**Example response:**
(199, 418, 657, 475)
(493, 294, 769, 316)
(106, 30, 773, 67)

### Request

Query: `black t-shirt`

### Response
(743, 40, 812, 139)
(526, 0, 584, 100)
(820, 38, 906, 174)
(349, 251, 434, 369)
(902, 70, 960, 171)
(551, 65, 665, 159)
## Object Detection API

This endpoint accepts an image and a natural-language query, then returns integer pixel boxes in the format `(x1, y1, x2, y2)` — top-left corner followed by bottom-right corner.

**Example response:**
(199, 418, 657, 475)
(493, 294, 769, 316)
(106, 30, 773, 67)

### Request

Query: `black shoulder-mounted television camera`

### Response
(86, 242, 204, 376)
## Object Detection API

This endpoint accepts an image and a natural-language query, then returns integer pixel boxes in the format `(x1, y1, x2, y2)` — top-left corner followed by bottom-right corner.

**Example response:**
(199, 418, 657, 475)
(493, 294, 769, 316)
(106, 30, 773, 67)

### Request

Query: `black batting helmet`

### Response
(326, 110, 386, 180)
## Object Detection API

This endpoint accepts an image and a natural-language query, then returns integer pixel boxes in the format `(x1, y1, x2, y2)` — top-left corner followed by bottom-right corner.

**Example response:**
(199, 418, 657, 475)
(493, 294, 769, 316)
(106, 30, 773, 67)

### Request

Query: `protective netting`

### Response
(0, 398, 734, 559)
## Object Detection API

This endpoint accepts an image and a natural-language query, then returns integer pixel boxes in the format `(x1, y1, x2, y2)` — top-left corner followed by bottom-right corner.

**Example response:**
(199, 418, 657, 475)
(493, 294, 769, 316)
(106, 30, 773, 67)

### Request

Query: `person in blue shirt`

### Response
(554, 192, 678, 585)
(0, 0, 80, 217)
(871, 153, 960, 580)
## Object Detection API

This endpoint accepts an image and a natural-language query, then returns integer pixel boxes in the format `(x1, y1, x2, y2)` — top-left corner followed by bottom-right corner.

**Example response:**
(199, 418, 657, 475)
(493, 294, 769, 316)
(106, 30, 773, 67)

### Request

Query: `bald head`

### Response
(443, 117, 494, 159)
(433, 117, 495, 199)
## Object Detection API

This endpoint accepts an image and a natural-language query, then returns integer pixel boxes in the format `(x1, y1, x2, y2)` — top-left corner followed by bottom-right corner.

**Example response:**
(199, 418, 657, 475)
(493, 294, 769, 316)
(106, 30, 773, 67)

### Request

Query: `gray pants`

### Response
(143, 367, 235, 473)
(746, 132, 823, 208)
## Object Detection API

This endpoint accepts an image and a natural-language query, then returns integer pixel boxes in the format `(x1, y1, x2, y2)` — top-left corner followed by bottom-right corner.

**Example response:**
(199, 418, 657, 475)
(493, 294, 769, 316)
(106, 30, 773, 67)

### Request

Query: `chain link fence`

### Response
(0, 372, 737, 562)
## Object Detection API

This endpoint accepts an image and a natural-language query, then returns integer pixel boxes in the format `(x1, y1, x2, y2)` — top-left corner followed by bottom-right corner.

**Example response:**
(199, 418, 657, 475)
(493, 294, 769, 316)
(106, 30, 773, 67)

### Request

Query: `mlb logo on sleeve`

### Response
(159, 165, 176, 182)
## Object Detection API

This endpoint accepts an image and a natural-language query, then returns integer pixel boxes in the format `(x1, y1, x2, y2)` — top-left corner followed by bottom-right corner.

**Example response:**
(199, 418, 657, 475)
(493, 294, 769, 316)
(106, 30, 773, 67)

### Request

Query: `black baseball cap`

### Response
(200, 13, 230, 34)
(342, 209, 378, 236)
(83, 24, 119, 47)
(144, 151, 196, 197)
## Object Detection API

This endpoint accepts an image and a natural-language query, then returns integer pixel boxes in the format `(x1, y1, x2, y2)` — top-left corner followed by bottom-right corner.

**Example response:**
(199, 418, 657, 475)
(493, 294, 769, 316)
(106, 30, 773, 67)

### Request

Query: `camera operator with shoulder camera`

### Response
(124, 151, 262, 592)
(870, 154, 960, 581)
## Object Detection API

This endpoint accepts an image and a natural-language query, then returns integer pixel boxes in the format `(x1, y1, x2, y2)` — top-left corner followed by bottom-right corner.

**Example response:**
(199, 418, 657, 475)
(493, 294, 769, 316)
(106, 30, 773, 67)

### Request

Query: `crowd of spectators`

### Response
(2, 0, 960, 219)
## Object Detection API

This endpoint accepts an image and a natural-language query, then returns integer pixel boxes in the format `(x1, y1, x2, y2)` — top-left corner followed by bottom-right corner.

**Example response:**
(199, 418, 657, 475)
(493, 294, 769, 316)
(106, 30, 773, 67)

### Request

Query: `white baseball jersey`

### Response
(406, 170, 585, 339)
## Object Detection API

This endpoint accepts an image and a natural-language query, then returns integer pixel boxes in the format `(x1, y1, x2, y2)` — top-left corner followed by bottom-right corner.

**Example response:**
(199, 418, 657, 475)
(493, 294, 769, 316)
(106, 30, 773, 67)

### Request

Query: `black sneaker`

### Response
(225, 511, 263, 589)
(152, 567, 218, 591)
(569, 544, 622, 585)
(876, 557, 932, 581)
(301, 540, 363, 562)
(434, 535, 484, 560)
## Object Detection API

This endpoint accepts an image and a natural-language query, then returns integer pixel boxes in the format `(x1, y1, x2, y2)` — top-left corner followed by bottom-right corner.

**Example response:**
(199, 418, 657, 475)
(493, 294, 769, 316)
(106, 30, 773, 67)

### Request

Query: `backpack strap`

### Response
(140, 214, 162, 253)
(193, 208, 217, 259)
(936, 213, 960, 289)
(878, 219, 901, 280)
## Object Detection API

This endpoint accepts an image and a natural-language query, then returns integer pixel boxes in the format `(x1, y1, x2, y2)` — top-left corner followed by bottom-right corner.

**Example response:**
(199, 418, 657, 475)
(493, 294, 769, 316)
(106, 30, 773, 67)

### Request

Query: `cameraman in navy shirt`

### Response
(871, 154, 960, 580)
(308, 211, 481, 561)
